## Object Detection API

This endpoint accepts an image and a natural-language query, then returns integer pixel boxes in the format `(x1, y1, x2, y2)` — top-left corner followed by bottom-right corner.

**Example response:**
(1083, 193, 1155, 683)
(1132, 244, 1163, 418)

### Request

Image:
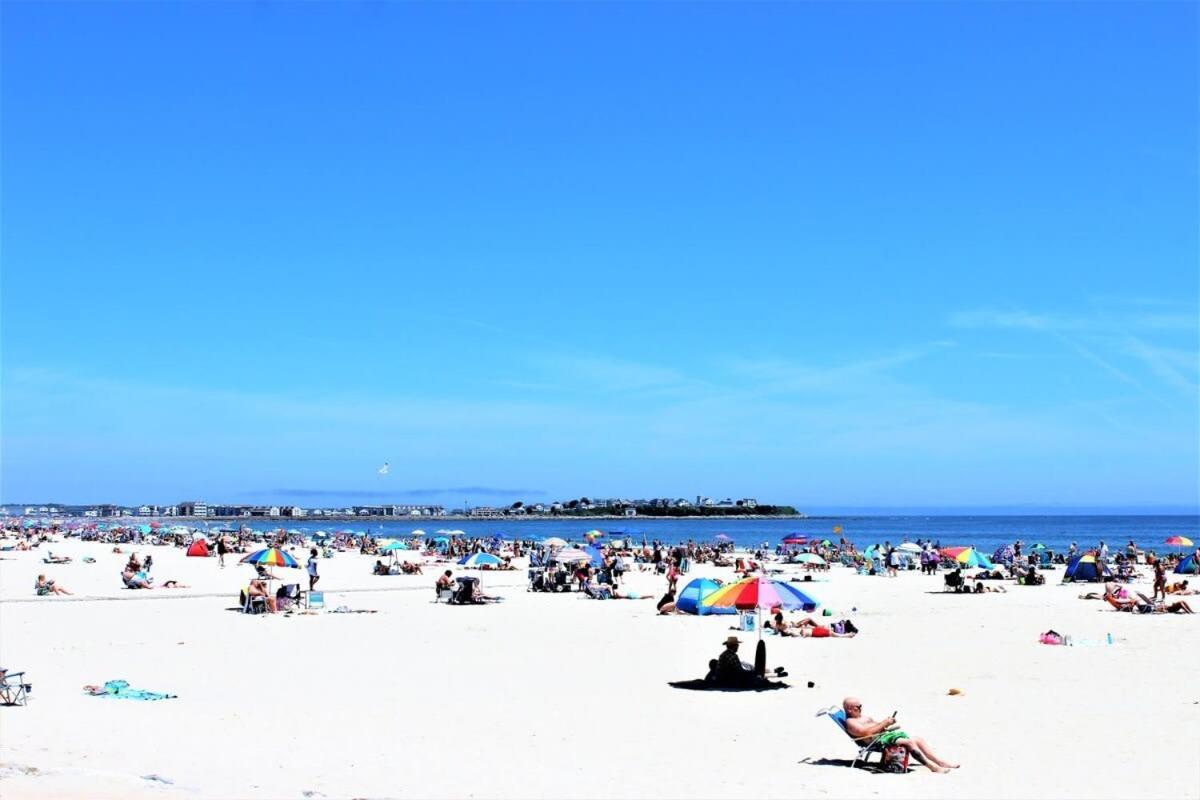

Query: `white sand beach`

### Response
(2, 540, 1197, 800)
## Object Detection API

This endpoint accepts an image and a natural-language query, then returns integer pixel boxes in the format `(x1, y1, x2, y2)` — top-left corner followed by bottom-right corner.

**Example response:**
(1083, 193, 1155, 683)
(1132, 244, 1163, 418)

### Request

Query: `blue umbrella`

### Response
(380, 541, 409, 551)
(458, 552, 502, 568)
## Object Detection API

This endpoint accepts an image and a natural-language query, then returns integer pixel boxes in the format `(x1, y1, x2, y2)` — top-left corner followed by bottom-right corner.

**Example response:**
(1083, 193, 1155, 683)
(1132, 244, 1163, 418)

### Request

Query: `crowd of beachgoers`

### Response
(2, 515, 1198, 797)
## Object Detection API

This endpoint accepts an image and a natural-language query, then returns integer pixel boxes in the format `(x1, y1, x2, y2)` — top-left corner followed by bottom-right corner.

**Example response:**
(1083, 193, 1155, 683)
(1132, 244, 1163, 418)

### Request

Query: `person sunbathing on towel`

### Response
(842, 697, 958, 773)
(1166, 581, 1197, 595)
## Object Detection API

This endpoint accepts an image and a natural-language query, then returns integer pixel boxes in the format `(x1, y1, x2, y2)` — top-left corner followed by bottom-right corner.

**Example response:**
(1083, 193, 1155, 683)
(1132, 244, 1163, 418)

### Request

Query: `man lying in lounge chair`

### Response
(841, 697, 959, 773)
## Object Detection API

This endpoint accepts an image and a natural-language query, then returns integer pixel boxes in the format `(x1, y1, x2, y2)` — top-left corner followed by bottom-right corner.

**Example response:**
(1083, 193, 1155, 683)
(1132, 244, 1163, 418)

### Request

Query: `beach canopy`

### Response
(543, 537, 567, 548)
(1063, 553, 1112, 583)
(941, 547, 995, 569)
(1174, 554, 1199, 575)
(1166, 536, 1194, 547)
(186, 539, 209, 557)
(458, 552, 502, 568)
(240, 548, 300, 568)
(553, 548, 591, 564)
(700, 576, 820, 613)
(675, 578, 735, 615)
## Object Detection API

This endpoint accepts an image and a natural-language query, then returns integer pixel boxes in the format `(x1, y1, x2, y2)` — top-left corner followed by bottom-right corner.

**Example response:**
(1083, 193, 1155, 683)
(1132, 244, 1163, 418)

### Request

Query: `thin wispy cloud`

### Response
(948, 302, 1198, 400)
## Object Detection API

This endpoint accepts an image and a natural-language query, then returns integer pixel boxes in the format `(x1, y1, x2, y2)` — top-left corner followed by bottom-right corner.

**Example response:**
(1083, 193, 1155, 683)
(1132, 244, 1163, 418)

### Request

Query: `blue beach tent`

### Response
(1174, 554, 1199, 575)
(675, 578, 736, 616)
(1062, 554, 1112, 583)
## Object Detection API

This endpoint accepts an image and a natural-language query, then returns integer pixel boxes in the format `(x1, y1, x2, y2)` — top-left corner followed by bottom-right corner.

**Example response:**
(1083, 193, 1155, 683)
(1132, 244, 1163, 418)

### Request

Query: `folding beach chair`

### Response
(306, 591, 325, 611)
(0, 669, 32, 706)
(816, 706, 886, 769)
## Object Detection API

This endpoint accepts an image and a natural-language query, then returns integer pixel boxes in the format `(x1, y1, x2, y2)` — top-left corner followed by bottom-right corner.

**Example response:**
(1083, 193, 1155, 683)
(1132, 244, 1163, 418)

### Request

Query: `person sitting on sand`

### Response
(709, 636, 758, 685)
(373, 560, 390, 576)
(126, 554, 142, 572)
(35, 574, 72, 595)
(247, 579, 278, 612)
(841, 697, 959, 773)
(436, 570, 454, 591)
(400, 560, 422, 574)
(43, 551, 71, 564)
(122, 568, 153, 589)
(657, 589, 678, 614)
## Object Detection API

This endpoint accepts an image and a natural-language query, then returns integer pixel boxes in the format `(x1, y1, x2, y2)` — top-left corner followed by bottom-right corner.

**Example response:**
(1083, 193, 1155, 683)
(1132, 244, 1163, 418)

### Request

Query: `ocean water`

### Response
(215, 515, 1199, 557)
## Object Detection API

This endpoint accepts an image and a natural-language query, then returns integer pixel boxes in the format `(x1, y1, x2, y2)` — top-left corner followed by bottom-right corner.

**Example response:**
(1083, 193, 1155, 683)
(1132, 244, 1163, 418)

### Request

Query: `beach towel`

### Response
(85, 679, 176, 701)
(668, 678, 789, 692)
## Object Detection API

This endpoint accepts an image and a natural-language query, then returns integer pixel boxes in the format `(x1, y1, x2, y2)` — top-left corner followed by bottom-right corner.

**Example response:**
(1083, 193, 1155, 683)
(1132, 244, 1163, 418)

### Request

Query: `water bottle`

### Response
(1106, 632, 1113, 645)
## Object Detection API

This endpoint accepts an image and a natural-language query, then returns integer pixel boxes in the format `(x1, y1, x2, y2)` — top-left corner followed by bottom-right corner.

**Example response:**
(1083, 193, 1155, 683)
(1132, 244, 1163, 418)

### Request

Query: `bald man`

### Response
(841, 697, 959, 773)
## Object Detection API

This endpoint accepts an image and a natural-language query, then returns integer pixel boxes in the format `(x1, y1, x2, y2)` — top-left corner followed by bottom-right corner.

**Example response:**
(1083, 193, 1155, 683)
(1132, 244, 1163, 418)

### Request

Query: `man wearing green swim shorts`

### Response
(842, 697, 960, 773)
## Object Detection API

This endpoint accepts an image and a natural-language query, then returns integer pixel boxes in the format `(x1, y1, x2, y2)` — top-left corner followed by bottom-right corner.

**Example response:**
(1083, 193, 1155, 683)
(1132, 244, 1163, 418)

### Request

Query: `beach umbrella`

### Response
(240, 548, 301, 569)
(821, 539, 832, 547)
(543, 537, 567, 548)
(1166, 536, 1193, 556)
(411, 529, 426, 537)
(458, 552, 502, 568)
(796, 553, 826, 566)
(700, 576, 820, 641)
(380, 541, 409, 551)
(432, 536, 450, 544)
(897, 542, 922, 553)
(583, 529, 604, 538)
(941, 547, 995, 569)
(554, 548, 591, 564)
(1031, 543, 1046, 551)
(714, 533, 733, 543)
(782, 535, 807, 545)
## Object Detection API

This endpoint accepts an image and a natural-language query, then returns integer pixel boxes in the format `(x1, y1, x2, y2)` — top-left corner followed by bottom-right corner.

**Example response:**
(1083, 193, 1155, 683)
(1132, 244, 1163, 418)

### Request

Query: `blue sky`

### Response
(2, 2, 1197, 510)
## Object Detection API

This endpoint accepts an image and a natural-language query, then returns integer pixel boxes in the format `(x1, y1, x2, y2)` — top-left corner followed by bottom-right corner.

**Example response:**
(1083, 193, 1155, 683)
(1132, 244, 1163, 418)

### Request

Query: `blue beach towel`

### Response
(87, 679, 177, 701)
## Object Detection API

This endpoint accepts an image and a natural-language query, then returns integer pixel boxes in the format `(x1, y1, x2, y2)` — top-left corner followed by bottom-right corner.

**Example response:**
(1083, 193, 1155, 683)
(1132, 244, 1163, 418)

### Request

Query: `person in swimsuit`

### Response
(35, 574, 72, 595)
(842, 697, 958, 773)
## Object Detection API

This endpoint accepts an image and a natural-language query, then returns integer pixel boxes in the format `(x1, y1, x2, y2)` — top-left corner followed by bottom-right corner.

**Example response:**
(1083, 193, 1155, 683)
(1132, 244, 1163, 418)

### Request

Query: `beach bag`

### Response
(882, 744, 909, 773)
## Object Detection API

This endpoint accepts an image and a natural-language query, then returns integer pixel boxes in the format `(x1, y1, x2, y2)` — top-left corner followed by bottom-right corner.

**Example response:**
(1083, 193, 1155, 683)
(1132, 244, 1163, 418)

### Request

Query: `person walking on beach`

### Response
(841, 697, 959, 773)
(1153, 560, 1167, 601)
(217, 535, 228, 568)
(307, 548, 320, 591)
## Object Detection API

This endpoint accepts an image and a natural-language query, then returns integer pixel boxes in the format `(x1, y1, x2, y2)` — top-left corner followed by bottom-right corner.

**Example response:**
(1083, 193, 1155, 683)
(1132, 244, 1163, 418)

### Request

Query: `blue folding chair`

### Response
(306, 591, 325, 611)
(816, 706, 885, 768)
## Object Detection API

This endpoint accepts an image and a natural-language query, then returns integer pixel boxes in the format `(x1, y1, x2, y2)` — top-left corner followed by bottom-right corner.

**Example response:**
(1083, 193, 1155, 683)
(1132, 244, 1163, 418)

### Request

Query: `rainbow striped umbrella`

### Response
(1166, 536, 1193, 548)
(240, 548, 300, 568)
(700, 576, 819, 613)
(700, 576, 820, 640)
(940, 546, 995, 569)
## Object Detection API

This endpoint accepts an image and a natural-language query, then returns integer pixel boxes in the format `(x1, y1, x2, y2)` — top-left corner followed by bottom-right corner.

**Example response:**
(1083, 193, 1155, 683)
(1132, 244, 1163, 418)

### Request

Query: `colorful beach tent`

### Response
(1063, 553, 1112, 583)
(186, 539, 209, 557)
(1174, 554, 1199, 575)
(675, 578, 734, 615)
